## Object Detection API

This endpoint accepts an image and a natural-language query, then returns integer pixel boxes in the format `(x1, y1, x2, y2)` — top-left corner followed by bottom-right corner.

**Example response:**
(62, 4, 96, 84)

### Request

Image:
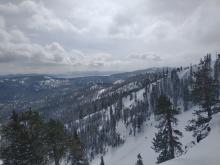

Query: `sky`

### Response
(0, 0, 220, 74)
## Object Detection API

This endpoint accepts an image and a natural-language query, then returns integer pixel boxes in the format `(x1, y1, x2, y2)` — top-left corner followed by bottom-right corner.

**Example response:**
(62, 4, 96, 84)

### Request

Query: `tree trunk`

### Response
(207, 106, 212, 120)
(167, 112, 175, 159)
(54, 150, 60, 165)
(55, 157, 60, 165)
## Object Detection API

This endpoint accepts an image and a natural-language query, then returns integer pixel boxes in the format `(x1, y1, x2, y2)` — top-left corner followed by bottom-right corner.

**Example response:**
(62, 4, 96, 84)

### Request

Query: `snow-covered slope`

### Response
(162, 113, 220, 165)
(91, 109, 195, 165)
(91, 110, 220, 165)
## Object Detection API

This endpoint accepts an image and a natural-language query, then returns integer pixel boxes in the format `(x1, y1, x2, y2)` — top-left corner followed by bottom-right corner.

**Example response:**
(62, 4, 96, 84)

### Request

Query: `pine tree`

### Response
(152, 95, 183, 163)
(46, 119, 68, 165)
(68, 131, 88, 165)
(100, 156, 104, 165)
(191, 54, 217, 119)
(186, 54, 218, 137)
(182, 81, 190, 111)
(1, 110, 48, 165)
(1, 109, 87, 165)
(135, 153, 143, 165)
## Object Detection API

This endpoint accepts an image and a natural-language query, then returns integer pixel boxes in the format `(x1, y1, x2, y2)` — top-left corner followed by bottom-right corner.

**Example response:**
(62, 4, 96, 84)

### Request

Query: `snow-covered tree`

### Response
(135, 153, 143, 165)
(152, 95, 183, 163)
(187, 54, 218, 138)
(192, 54, 217, 119)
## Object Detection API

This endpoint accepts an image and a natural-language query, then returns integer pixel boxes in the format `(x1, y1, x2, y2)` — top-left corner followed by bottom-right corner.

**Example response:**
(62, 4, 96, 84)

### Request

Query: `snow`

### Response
(122, 88, 145, 108)
(0, 160, 2, 165)
(90, 108, 195, 165)
(96, 88, 106, 98)
(178, 69, 189, 79)
(91, 109, 220, 165)
(122, 95, 134, 108)
(113, 80, 124, 85)
(114, 82, 140, 94)
(162, 113, 220, 165)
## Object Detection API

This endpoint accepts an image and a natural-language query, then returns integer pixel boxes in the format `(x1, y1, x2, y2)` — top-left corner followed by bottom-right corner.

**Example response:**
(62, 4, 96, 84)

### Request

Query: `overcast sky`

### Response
(0, 0, 220, 74)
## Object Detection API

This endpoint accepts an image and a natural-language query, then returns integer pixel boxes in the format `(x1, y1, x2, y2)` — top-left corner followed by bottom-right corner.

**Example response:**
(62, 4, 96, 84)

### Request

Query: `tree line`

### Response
(0, 109, 88, 165)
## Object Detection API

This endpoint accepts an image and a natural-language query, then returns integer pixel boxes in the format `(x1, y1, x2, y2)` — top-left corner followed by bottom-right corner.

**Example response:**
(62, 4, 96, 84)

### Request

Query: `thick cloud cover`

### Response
(0, 0, 220, 74)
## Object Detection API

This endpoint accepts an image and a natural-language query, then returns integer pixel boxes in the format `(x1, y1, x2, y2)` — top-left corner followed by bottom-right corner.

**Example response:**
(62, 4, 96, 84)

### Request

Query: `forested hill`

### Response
(0, 54, 220, 165)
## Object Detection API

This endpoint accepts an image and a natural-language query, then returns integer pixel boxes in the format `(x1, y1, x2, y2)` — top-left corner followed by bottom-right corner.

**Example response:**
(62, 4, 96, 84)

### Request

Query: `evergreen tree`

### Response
(135, 153, 143, 165)
(1, 109, 86, 165)
(68, 131, 88, 165)
(100, 156, 104, 165)
(191, 54, 217, 119)
(186, 54, 218, 138)
(214, 55, 220, 104)
(46, 119, 68, 165)
(1, 110, 48, 165)
(152, 95, 183, 163)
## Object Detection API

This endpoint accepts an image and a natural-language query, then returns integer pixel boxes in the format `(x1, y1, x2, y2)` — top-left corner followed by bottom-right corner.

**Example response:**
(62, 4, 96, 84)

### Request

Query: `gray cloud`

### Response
(129, 53, 162, 61)
(0, 0, 220, 74)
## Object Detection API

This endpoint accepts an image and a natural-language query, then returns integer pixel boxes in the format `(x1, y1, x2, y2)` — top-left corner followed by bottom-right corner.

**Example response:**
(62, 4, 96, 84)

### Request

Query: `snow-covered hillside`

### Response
(90, 109, 195, 165)
(89, 58, 220, 165)
(1, 56, 219, 165)
(91, 110, 220, 165)
(162, 113, 220, 165)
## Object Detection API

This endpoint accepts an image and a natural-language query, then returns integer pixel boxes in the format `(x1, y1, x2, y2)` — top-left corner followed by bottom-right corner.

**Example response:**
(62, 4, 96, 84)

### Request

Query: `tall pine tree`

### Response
(152, 95, 183, 163)
(186, 54, 218, 138)
(46, 119, 68, 165)
(192, 54, 217, 119)
(68, 131, 88, 165)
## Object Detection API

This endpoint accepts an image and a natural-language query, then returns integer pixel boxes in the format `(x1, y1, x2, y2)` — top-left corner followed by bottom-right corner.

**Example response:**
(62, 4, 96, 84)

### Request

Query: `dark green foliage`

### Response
(1, 110, 48, 165)
(100, 156, 104, 165)
(0, 109, 87, 165)
(46, 119, 67, 165)
(152, 95, 183, 164)
(187, 54, 218, 138)
(191, 54, 217, 119)
(135, 154, 143, 165)
(170, 69, 180, 107)
(68, 131, 88, 165)
(214, 55, 220, 99)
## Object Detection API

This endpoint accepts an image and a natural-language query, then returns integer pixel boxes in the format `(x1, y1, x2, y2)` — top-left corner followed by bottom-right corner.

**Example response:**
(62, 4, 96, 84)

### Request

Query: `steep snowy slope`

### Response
(91, 110, 220, 165)
(90, 109, 195, 165)
(162, 113, 220, 165)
